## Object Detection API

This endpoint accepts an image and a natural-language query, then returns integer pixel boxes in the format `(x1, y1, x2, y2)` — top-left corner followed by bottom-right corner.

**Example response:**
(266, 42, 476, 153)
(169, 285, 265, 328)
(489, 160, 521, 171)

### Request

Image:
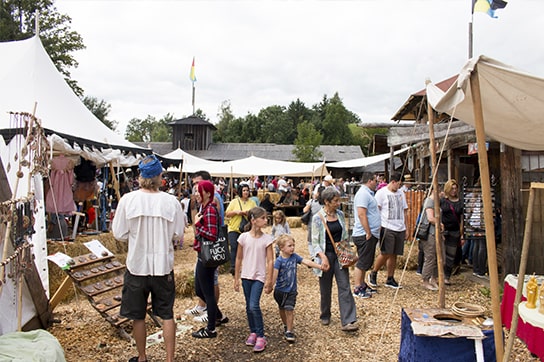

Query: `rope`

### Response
(375, 103, 459, 348)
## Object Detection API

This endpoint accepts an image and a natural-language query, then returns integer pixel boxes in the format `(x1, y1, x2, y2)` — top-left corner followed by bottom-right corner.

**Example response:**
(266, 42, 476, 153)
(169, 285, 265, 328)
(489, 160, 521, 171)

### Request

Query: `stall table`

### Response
(399, 308, 495, 362)
(500, 274, 544, 360)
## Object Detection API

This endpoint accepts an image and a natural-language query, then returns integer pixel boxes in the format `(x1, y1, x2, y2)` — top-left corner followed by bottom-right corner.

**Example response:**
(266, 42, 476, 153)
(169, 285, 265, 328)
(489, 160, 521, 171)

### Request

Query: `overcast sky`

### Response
(55, 0, 543, 135)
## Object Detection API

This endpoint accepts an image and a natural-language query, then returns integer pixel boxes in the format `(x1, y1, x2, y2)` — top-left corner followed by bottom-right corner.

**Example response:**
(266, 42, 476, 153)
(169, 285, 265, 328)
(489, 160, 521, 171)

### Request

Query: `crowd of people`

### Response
(110, 156, 488, 361)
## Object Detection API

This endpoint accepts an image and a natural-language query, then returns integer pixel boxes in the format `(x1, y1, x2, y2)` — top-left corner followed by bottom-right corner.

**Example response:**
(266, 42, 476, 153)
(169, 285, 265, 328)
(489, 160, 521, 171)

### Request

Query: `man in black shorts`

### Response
(351, 173, 381, 298)
(112, 155, 184, 362)
(368, 173, 408, 289)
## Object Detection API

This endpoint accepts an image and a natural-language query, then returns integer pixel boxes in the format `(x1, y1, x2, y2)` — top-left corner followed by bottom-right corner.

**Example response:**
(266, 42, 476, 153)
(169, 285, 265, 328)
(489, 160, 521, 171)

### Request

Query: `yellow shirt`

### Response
(225, 197, 257, 233)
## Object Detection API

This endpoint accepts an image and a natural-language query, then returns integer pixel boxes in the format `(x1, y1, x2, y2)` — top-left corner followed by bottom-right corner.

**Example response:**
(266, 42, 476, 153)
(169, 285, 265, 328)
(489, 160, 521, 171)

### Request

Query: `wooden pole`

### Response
(470, 68, 503, 361)
(177, 156, 184, 198)
(109, 163, 121, 202)
(425, 83, 445, 308)
(502, 183, 544, 361)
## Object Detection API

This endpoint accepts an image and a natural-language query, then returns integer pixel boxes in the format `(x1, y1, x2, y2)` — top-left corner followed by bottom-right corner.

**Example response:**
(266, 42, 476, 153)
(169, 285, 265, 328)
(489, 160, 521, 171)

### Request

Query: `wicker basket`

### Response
(451, 302, 486, 317)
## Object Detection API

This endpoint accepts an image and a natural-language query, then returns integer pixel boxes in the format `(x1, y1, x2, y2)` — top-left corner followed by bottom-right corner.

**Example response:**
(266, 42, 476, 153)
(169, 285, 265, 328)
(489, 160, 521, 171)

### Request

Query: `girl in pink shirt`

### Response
(234, 206, 274, 353)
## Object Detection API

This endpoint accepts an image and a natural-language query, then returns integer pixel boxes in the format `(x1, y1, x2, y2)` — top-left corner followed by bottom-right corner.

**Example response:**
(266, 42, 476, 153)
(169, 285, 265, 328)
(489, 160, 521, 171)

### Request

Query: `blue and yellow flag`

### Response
(190, 57, 197, 83)
(472, 0, 508, 18)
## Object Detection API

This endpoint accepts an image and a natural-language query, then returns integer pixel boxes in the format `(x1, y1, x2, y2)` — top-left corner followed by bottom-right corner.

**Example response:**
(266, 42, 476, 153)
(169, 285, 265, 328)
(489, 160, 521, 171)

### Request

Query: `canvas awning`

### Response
(326, 147, 410, 168)
(427, 55, 544, 151)
(0, 36, 149, 166)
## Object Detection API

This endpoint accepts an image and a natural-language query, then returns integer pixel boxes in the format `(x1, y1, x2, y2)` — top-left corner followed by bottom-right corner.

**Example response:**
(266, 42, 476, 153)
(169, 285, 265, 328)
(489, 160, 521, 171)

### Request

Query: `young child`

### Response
(271, 234, 324, 343)
(234, 206, 274, 353)
(271, 210, 290, 257)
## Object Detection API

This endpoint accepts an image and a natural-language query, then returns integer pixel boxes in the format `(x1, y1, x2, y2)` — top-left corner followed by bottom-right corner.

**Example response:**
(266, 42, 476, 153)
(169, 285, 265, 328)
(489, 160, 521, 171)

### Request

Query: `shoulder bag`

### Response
(200, 206, 229, 268)
(319, 213, 358, 268)
(237, 199, 249, 233)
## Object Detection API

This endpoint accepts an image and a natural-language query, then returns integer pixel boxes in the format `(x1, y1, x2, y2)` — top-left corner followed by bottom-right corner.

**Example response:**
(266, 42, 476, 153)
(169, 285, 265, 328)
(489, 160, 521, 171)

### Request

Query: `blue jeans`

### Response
(242, 279, 265, 337)
(228, 231, 240, 271)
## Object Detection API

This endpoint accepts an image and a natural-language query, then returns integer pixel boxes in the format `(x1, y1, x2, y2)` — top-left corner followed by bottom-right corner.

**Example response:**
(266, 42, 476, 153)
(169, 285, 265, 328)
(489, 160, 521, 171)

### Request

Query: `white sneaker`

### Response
(185, 305, 206, 316)
(194, 312, 208, 323)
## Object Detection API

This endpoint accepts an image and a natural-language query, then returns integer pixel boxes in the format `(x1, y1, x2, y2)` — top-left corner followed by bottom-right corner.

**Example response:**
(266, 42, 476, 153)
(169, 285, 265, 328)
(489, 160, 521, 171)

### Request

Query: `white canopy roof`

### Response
(427, 55, 544, 151)
(0, 36, 148, 166)
(160, 150, 328, 178)
(160, 148, 217, 173)
(326, 147, 410, 169)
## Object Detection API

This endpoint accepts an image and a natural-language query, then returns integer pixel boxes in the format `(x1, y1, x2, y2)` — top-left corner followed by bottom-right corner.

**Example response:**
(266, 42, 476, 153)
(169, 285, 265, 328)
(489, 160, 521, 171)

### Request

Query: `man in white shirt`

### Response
(367, 172, 408, 289)
(112, 155, 184, 362)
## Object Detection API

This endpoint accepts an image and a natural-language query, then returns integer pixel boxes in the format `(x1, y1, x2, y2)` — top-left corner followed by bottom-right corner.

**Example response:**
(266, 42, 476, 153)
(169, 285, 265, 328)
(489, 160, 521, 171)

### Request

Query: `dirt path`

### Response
(48, 226, 535, 361)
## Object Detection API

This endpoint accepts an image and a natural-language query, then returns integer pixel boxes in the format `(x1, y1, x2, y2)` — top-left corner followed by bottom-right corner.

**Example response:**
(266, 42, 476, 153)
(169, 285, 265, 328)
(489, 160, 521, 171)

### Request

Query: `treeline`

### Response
(124, 93, 386, 161)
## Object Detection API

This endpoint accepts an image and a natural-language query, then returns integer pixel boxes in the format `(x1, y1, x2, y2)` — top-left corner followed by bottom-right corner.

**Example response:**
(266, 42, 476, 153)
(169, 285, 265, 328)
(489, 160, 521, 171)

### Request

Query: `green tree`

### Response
(322, 93, 354, 145)
(258, 105, 290, 144)
(293, 121, 323, 162)
(125, 114, 172, 143)
(286, 99, 313, 144)
(214, 100, 236, 142)
(0, 0, 85, 96)
(82, 96, 117, 130)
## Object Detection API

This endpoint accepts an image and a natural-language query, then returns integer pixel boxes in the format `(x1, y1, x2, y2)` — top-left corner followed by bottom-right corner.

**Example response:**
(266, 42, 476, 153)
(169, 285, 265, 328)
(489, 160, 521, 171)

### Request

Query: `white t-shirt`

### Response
(374, 186, 408, 232)
(237, 232, 274, 283)
(112, 190, 184, 276)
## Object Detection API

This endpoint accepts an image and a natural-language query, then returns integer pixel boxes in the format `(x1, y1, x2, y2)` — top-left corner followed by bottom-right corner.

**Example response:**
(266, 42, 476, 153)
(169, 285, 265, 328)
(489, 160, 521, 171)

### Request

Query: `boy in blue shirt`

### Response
(272, 234, 324, 343)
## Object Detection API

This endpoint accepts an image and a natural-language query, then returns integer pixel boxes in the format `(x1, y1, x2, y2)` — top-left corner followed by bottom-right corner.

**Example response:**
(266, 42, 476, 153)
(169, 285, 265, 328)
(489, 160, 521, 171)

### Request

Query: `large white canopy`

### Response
(160, 148, 217, 173)
(0, 36, 148, 166)
(427, 55, 544, 151)
(326, 147, 410, 169)
(160, 151, 328, 178)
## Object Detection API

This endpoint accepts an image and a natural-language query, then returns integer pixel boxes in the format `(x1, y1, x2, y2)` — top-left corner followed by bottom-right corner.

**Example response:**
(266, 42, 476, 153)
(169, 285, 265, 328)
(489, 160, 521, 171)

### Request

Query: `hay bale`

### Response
(287, 217, 301, 228)
(175, 269, 195, 298)
(47, 233, 127, 303)
(397, 241, 419, 270)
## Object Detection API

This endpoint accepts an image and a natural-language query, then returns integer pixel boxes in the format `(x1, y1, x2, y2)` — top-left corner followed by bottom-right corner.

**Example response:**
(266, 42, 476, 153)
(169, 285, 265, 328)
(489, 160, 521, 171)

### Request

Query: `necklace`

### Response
(325, 209, 337, 217)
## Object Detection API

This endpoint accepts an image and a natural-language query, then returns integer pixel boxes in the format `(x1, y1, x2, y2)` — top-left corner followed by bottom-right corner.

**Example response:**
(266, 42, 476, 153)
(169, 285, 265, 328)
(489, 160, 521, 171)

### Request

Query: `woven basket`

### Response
(451, 302, 486, 317)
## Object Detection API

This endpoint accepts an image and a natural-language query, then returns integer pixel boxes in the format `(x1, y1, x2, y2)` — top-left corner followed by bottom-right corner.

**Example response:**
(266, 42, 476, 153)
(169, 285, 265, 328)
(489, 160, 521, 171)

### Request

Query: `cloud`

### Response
(56, 0, 543, 134)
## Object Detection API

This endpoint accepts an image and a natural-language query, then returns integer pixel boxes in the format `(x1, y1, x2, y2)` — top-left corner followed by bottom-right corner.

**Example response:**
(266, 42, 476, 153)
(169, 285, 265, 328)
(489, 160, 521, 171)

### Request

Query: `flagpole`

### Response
(192, 83, 195, 115)
(190, 56, 197, 115)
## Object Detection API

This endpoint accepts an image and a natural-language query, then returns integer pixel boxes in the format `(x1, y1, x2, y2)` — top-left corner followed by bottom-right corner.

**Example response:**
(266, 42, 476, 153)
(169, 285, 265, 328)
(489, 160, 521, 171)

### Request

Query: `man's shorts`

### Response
(353, 234, 378, 271)
(120, 270, 175, 320)
(379, 228, 406, 256)
(273, 289, 298, 311)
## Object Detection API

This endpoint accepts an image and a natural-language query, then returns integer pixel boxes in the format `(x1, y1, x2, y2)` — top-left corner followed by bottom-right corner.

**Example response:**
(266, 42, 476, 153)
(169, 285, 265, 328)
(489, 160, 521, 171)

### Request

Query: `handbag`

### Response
(300, 210, 311, 225)
(200, 207, 229, 268)
(415, 200, 430, 240)
(237, 199, 249, 233)
(319, 213, 358, 268)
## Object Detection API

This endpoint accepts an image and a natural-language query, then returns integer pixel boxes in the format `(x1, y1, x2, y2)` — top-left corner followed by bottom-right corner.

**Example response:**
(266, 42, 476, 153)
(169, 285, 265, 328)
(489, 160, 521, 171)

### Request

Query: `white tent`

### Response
(0, 36, 148, 166)
(217, 156, 327, 178)
(159, 151, 328, 178)
(160, 148, 218, 173)
(326, 147, 410, 168)
(427, 55, 544, 151)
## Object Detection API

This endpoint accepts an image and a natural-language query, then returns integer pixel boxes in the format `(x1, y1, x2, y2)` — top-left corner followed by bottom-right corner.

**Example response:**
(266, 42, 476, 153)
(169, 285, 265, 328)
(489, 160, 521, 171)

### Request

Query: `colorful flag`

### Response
(190, 57, 196, 82)
(472, 0, 508, 18)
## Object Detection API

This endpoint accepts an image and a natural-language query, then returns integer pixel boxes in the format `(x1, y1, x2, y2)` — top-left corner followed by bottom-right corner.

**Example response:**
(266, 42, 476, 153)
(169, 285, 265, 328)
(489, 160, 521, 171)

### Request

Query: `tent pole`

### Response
(109, 163, 121, 202)
(502, 183, 544, 361)
(177, 156, 184, 198)
(470, 67, 503, 362)
(425, 85, 445, 308)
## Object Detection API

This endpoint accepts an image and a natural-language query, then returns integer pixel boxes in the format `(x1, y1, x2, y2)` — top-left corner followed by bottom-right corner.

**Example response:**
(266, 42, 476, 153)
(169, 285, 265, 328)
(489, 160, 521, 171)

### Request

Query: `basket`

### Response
(451, 302, 486, 318)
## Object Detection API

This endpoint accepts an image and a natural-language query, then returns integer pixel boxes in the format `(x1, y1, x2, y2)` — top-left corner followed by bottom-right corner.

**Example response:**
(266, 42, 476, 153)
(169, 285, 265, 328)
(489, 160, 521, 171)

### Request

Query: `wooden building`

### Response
(390, 77, 544, 276)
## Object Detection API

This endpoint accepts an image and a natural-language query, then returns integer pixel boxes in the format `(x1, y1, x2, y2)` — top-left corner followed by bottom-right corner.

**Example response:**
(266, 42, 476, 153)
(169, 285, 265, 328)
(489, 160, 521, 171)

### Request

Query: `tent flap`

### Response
(427, 55, 544, 151)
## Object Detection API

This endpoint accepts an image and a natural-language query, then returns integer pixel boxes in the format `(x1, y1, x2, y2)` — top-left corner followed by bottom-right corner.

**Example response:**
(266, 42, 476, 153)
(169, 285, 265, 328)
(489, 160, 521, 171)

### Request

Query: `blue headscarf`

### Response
(138, 155, 163, 178)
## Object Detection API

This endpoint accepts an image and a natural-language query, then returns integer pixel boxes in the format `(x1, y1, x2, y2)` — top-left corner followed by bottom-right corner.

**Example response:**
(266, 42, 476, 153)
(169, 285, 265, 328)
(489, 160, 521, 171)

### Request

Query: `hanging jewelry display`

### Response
(0, 111, 48, 297)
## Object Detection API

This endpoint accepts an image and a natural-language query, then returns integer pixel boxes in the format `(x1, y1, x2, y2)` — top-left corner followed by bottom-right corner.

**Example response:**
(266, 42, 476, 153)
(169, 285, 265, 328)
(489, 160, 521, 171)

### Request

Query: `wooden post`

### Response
(109, 163, 121, 201)
(470, 68, 504, 361)
(49, 276, 74, 310)
(502, 184, 540, 361)
(426, 82, 445, 308)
